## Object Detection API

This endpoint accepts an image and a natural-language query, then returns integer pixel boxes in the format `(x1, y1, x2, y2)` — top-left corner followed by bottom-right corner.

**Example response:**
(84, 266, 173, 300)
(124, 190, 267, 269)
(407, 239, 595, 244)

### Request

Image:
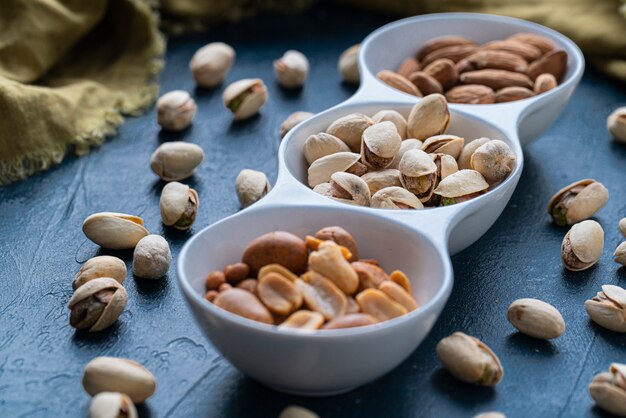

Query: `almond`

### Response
(421, 44, 478, 67)
(481, 40, 542, 62)
(507, 32, 556, 54)
(527, 50, 567, 81)
(408, 71, 443, 95)
(445, 85, 496, 104)
(417, 36, 477, 61)
(377, 70, 422, 96)
(460, 69, 533, 90)
(495, 86, 535, 103)
(534, 73, 558, 94)
(456, 50, 528, 74)
(423, 58, 458, 90)
(396, 58, 421, 78)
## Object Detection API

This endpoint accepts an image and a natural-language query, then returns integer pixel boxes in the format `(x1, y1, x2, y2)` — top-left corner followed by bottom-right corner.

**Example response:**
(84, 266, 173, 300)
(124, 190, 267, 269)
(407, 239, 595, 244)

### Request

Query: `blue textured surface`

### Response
(1, 5, 625, 418)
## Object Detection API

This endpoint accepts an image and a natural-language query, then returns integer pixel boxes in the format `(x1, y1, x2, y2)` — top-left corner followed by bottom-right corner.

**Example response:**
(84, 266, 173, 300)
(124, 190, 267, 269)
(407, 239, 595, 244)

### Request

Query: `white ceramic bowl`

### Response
(178, 13, 584, 396)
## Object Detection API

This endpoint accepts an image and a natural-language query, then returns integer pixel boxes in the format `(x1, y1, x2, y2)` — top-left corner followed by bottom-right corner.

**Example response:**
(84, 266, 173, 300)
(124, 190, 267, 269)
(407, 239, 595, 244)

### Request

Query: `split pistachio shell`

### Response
(338, 44, 360, 84)
(89, 392, 137, 418)
(434, 169, 489, 200)
(561, 220, 604, 271)
(399, 149, 437, 201)
(620, 218, 626, 238)
(422, 134, 465, 160)
(190, 42, 235, 88)
(69, 277, 127, 332)
(507, 298, 565, 339)
(313, 182, 332, 197)
(615, 242, 626, 266)
(308, 240, 359, 294)
(458, 137, 491, 170)
(589, 364, 626, 416)
(82, 357, 156, 403)
(372, 109, 408, 139)
(280, 111, 313, 139)
(236, 169, 271, 208)
(326, 113, 373, 152)
(307, 152, 363, 187)
(431, 153, 459, 181)
(329, 172, 371, 206)
(73, 256, 126, 290)
(585, 285, 626, 332)
(371, 186, 424, 209)
(548, 179, 609, 226)
(361, 169, 402, 194)
(156, 90, 197, 131)
(607, 107, 626, 143)
(436, 332, 503, 386)
(274, 50, 309, 88)
(150, 142, 204, 181)
(279, 406, 320, 418)
(360, 121, 402, 169)
(303, 133, 351, 165)
(406, 94, 450, 140)
(160, 181, 199, 230)
(223, 78, 268, 120)
(388, 138, 423, 169)
(133, 235, 172, 279)
(83, 212, 148, 250)
(470, 139, 516, 184)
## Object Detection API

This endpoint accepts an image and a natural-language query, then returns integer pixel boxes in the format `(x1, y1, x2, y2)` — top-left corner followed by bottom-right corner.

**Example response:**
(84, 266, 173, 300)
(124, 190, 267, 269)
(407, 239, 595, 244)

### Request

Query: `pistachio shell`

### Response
(150, 142, 204, 181)
(431, 153, 459, 180)
(274, 50, 309, 88)
(421, 134, 465, 160)
(160, 181, 199, 230)
(585, 285, 626, 332)
(222, 78, 268, 120)
(398, 149, 437, 177)
(507, 298, 565, 339)
(307, 152, 361, 187)
(547, 179, 609, 226)
(329, 172, 371, 206)
(434, 169, 489, 198)
(372, 110, 408, 139)
(83, 212, 149, 250)
(303, 133, 351, 165)
(458, 137, 491, 169)
(470, 139, 516, 184)
(190, 42, 235, 88)
(82, 357, 156, 403)
(279, 406, 320, 418)
(338, 44, 360, 84)
(89, 392, 137, 418)
(313, 182, 332, 197)
(156, 90, 197, 131)
(607, 107, 626, 143)
(68, 277, 127, 332)
(280, 111, 313, 139)
(371, 186, 424, 209)
(407, 94, 450, 140)
(73, 256, 126, 290)
(561, 220, 604, 271)
(388, 138, 423, 169)
(620, 218, 626, 238)
(361, 121, 402, 169)
(132, 235, 172, 279)
(326, 113, 373, 152)
(615, 242, 626, 266)
(361, 169, 402, 194)
(589, 364, 626, 416)
(236, 169, 271, 208)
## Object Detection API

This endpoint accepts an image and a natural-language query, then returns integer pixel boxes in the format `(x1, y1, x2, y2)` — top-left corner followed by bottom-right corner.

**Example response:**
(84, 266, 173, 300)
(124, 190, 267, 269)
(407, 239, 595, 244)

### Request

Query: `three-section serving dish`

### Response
(178, 13, 584, 395)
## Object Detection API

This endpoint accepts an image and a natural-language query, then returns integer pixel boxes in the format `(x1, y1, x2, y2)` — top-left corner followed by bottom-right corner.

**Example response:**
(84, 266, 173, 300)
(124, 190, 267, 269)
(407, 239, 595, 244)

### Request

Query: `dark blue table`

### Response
(1, 5, 625, 417)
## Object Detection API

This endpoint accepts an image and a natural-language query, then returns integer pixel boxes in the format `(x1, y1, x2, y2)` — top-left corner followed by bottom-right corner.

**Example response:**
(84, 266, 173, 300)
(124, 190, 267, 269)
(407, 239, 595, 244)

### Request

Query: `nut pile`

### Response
(378, 33, 568, 103)
(203, 226, 418, 330)
(305, 94, 516, 207)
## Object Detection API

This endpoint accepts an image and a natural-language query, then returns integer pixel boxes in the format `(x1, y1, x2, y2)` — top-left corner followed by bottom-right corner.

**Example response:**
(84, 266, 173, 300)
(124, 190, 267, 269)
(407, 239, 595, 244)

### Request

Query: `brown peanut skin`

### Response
(352, 261, 389, 291)
(224, 262, 250, 284)
(242, 231, 308, 275)
(213, 288, 273, 324)
(236, 278, 258, 294)
(314, 226, 359, 261)
(205, 271, 226, 290)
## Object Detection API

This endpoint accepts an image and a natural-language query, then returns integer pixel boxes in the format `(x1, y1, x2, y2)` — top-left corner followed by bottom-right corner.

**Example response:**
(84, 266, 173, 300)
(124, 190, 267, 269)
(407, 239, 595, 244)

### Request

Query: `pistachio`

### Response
(547, 179, 609, 226)
(409, 72, 444, 96)
(274, 50, 309, 88)
(205, 271, 226, 291)
(534, 73, 558, 94)
(150, 141, 204, 181)
(507, 298, 565, 339)
(313, 182, 332, 197)
(224, 262, 250, 284)
(326, 113, 373, 152)
(398, 149, 437, 202)
(314, 226, 359, 261)
(458, 137, 491, 170)
(279, 405, 320, 418)
(83, 212, 148, 250)
(356, 288, 408, 321)
(280, 111, 313, 139)
(160, 181, 199, 230)
(620, 218, 626, 238)
(473, 413, 506, 418)
(388, 138, 423, 169)
(73, 256, 126, 290)
(132, 235, 172, 279)
(436, 332, 503, 386)
(156, 90, 197, 131)
(213, 288, 274, 324)
(561, 220, 604, 271)
(371, 186, 424, 209)
(614, 242, 626, 266)
(309, 240, 359, 294)
(431, 152, 458, 182)
(278, 310, 324, 330)
(378, 281, 418, 311)
(328, 172, 371, 206)
(338, 44, 360, 84)
(82, 357, 156, 403)
(257, 272, 303, 315)
(89, 392, 137, 418)
(360, 121, 402, 169)
(585, 285, 626, 332)
(470, 139, 516, 184)
(303, 133, 351, 165)
(377, 70, 421, 96)
(296, 272, 348, 320)
(322, 313, 378, 329)
(434, 169, 489, 205)
(406, 94, 450, 140)
(589, 363, 626, 416)
(223, 78, 268, 120)
(607, 107, 626, 143)
(307, 152, 365, 187)
(372, 109, 408, 139)
(242, 231, 308, 275)
(189, 42, 235, 88)
(69, 277, 127, 332)
(396, 57, 421, 78)
(236, 169, 271, 208)
(361, 169, 402, 195)
(421, 134, 465, 160)
(352, 261, 389, 291)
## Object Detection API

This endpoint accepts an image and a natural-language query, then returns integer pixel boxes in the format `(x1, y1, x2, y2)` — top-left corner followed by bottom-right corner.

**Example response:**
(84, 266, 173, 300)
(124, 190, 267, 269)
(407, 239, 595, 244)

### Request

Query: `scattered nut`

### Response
(150, 141, 204, 181)
(589, 363, 626, 416)
(548, 179, 609, 226)
(561, 220, 604, 271)
(608, 107, 626, 143)
(223, 78, 268, 120)
(73, 256, 126, 290)
(160, 181, 199, 230)
(614, 242, 626, 266)
(89, 392, 137, 418)
(236, 169, 271, 208)
(190, 42, 235, 88)
(585, 285, 626, 332)
(274, 50, 309, 88)
(620, 218, 626, 238)
(338, 44, 360, 84)
(473, 413, 506, 418)
(507, 298, 565, 339)
(82, 356, 156, 403)
(279, 405, 320, 418)
(132, 235, 172, 279)
(156, 90, 197, 131)
(83, 212, 149, 250)
(280, 111, 314, 139)
(69, 278, 127, 332)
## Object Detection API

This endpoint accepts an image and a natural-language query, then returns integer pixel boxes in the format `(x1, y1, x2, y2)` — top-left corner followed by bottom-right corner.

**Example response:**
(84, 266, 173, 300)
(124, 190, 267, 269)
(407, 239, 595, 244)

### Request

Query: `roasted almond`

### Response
(495, 86, 535, 103)
(534, 73, 558, 94)
(396, 58, 421, 78)
(417, 36, 477, 61)
(456, 50, 528, 74)
(408, 71, 443, 95)
(481, 40, 542, 62)
(527, 50, 567, 81)
(507, 32, 556, 54)
(421, 44, 479, 67)
(460, 69, 533, 90)
(423, 58, 458, 89)
(377, 70, 422, 96)
(445, 84, 496, 104)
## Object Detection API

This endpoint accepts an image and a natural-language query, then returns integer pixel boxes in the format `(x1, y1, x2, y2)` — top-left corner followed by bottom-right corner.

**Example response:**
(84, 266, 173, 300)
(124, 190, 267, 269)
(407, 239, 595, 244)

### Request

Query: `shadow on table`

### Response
(430, 368, 497, 405)
(505, 332, 559, 356)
